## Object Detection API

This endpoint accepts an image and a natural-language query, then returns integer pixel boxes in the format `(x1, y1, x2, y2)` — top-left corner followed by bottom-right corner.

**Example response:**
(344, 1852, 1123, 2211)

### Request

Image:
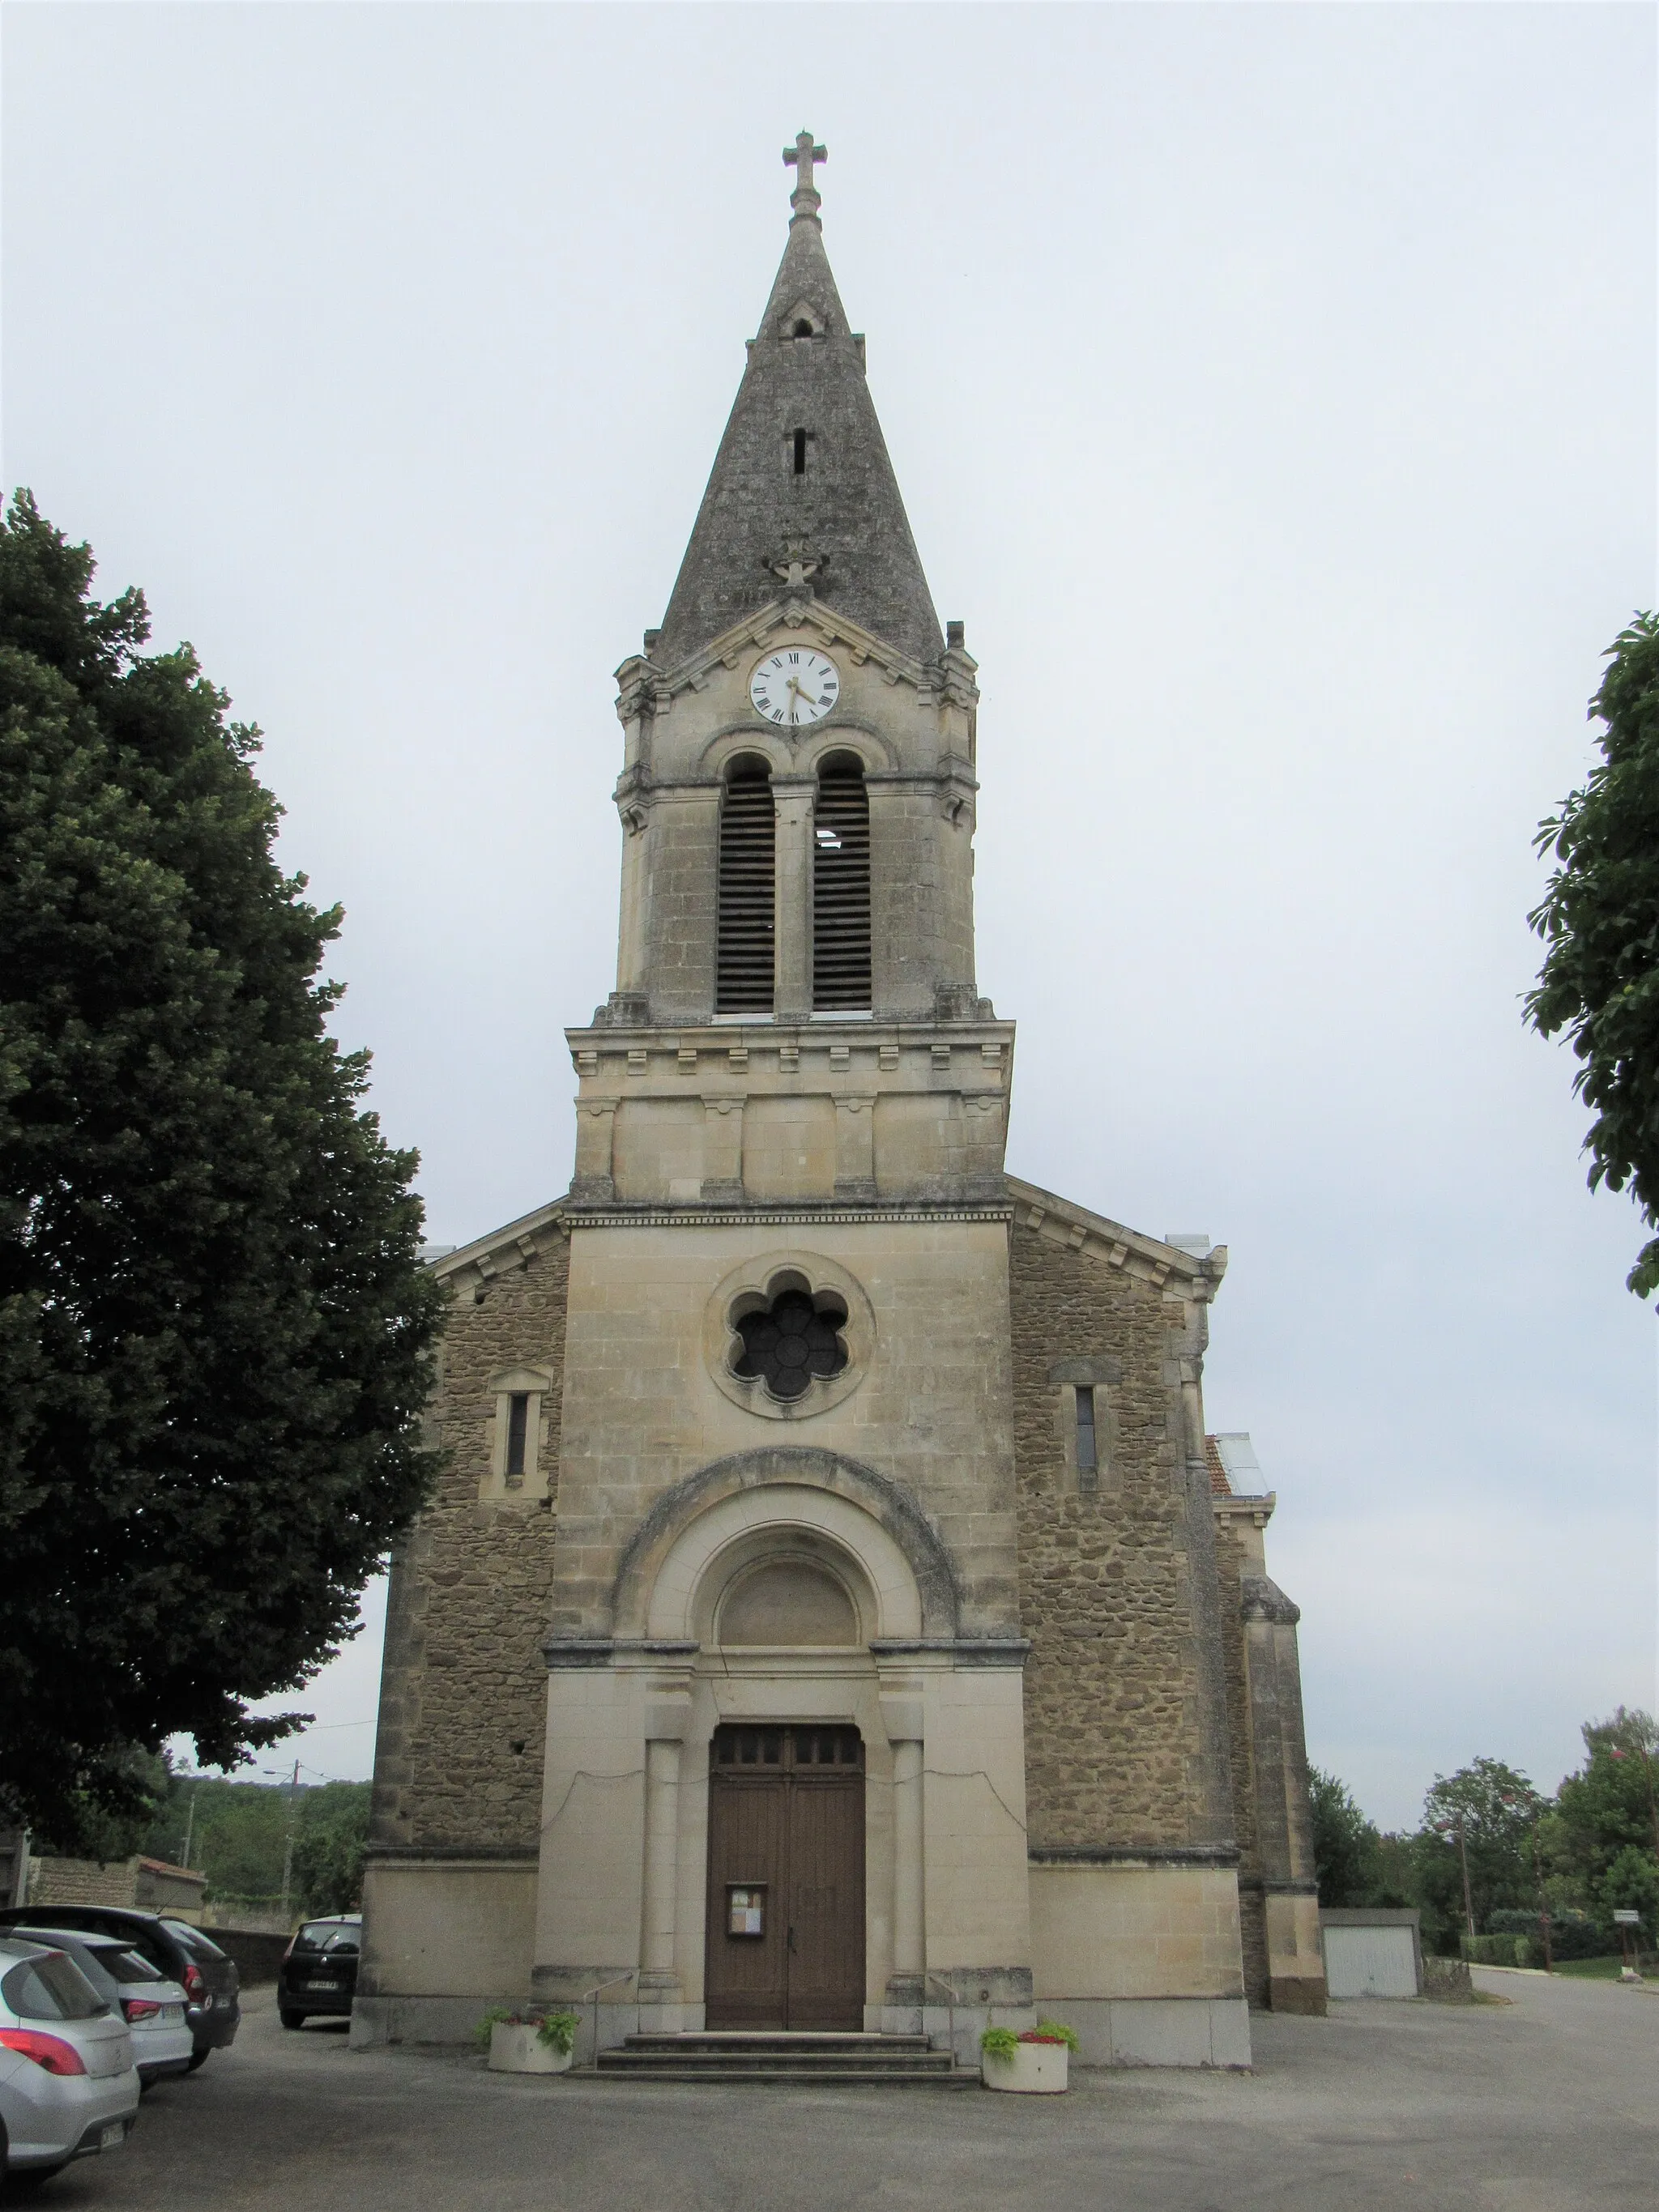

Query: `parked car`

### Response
(0, 1937, 139, 2185)
(7, 1929, 192, 2087)
(277, 1915, 362, 2028)
(0, 1909, 239, 2069)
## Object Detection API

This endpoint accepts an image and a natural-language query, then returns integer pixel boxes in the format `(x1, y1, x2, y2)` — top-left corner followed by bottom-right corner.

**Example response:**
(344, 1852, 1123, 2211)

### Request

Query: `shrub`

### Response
(472, 2007, 579, 2055)
(535, 2012, 579, 2055)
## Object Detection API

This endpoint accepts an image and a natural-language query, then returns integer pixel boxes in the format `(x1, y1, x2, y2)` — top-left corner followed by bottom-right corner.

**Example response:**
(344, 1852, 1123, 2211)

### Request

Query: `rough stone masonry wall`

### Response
(369, 1236, 569, 1852)
(1213, 1515, 1269, 2004)
(1007, 1223, 1207, 1845)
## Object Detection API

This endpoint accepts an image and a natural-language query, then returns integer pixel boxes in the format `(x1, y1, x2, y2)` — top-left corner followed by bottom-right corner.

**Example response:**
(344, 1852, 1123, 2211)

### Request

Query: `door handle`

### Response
(787, 1924, 797, 1954)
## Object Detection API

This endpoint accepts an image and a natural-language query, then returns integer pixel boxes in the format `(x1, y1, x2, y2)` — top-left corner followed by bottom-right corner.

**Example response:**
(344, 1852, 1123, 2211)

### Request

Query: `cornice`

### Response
(561, 1202, 1014, 1232)
(1213, 1493, 1277, 1528)
(1005, 1174, 1229, 1300)
(424, 1200, 569, 1287)
(615, 594, 979, 720)
(1027, 1843, 1241, 1868)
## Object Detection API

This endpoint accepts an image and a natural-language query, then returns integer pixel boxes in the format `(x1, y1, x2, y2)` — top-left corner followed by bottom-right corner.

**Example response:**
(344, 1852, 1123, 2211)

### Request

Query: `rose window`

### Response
(731, 1289, 848, 1400)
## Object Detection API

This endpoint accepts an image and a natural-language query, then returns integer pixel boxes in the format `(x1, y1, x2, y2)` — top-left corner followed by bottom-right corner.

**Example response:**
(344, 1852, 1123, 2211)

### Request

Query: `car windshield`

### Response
(2, 1951, 110, 2021)
(296, 1922, 360, 1952)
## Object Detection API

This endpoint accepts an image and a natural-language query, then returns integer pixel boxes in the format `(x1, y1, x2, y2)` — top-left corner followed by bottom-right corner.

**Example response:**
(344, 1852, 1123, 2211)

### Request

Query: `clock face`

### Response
(749, 647, 840, 727)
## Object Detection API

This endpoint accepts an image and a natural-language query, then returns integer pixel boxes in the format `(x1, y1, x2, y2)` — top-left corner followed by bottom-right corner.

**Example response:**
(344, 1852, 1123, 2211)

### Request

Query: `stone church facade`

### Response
(353, 139, 1326, 2069)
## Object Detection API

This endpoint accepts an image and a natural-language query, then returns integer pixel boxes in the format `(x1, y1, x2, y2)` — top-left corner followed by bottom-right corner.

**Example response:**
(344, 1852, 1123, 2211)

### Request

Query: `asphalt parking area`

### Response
(15, 1971, 1657, 2212)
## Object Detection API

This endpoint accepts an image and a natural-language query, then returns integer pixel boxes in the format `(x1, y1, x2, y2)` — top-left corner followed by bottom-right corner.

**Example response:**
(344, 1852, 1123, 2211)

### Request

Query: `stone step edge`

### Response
(589, 2067, 979, 2086)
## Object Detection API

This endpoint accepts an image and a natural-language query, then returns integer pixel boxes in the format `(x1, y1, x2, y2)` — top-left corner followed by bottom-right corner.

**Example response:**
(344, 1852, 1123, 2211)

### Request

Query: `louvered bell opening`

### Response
(717, 758, 776, 1013)
(812, 753, 872, 1012)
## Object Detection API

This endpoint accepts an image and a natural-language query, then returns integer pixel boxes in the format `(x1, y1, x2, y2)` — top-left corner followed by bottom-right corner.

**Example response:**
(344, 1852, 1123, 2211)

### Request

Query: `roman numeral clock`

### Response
(749, 647, 839, 726)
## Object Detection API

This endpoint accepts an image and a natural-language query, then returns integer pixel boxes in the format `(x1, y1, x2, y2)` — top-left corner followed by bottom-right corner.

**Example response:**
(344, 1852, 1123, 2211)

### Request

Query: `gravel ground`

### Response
(12, 1967, 1656, 2212)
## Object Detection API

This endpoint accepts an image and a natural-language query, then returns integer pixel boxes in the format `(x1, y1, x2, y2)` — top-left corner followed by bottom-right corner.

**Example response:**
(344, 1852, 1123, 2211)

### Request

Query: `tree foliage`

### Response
(1551, 1707, 1659, 1911)
(1527, 611, 1659, 1296)
(1316, 1722, 1658, 1954)
(0, 492, 445, 1842)
(1415, 1758, 1541, 1936)
(143, 1773, 369, 1916)
(1308, 1766, 1380, 1907)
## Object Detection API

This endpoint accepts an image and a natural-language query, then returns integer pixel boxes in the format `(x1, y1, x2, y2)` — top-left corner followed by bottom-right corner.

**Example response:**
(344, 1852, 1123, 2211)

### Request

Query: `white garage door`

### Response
(1322, 1924, 1418, 1998)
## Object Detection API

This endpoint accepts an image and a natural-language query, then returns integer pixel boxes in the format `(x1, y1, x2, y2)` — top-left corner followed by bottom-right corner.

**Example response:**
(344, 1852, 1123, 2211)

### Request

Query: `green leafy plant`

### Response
(535, 2012, 578, 2055)
(979, 2026, 1019, 2061)
(1029, 2019, 1079, 2052)
(1528, 612, 1659, 1297)
(473, 2007, 579, 2056)
(474, 2007, 517, 2050)
(0, 492, 446, 1840)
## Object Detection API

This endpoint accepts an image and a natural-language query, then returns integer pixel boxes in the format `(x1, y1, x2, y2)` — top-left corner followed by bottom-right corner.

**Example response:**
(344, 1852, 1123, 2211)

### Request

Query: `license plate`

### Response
(160, 2005, 184, 2023)
(100, 2124, 125, 2151)
(306, 1980, 343, 1992)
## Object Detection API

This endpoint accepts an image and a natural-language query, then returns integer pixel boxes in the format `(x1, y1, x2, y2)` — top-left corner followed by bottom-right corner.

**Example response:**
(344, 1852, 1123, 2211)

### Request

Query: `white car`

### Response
(11, 1927, 193, 2086)
(0, 1937, 139, 2183)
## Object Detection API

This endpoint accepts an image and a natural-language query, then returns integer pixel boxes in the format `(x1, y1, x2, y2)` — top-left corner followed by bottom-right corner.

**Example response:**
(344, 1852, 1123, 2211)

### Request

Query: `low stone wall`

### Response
(28, 1856, 140, 1909)
(207, 1929, 293, 1984)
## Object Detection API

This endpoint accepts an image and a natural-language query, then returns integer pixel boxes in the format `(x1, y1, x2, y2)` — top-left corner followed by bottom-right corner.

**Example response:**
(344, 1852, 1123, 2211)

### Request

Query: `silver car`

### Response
(10, 1928, 193, 2087)
(0, 1937, 139, 2183)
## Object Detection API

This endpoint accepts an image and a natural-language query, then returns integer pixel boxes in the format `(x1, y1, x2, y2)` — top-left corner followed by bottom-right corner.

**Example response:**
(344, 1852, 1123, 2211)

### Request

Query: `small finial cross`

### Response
(783, 130, 827, 221)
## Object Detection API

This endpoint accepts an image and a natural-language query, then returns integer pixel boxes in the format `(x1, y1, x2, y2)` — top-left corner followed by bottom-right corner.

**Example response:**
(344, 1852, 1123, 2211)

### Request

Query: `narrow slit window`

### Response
(793, 428, 808, 475)
(1076, 1387, 1098, 1484)
(812, 753, 872, 1012)
(717, 757, 776, 1013)
(505, 1392, 530, 1481)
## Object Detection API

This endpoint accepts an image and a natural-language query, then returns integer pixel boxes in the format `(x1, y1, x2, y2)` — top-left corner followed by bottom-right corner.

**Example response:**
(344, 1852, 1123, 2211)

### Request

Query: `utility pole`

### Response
(1435, 1810, 1476, 1937)
(180, 1781, 201, 1873)
(278, 1760, 300, 1925)
(1529, 1805, 1552, 1972)
(1456, 1813, 1475, 1938)
(1502, 1789, 1552, 1971)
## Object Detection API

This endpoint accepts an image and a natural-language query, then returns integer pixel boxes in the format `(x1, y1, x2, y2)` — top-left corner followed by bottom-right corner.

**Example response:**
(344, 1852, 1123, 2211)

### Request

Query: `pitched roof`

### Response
(1205, 1436, 1233, 1496)
(652, 202, 944, 671)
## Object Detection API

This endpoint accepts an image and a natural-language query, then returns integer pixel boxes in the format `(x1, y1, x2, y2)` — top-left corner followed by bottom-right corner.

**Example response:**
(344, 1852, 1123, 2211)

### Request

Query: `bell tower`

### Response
(569, 135, 1013, 1208)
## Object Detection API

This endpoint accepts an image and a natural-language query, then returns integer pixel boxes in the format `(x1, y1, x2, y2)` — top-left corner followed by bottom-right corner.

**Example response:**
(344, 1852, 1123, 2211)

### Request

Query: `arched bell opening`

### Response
(717, 754, 775, 1012)
(812, 751, 871, 1012)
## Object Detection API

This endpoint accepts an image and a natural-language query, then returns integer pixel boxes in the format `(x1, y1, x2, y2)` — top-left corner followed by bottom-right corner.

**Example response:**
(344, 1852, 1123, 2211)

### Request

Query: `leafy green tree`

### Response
(1553, 1708, 1659, 1899)
(1308, 1767, 1380, 1907)
(0, 493, 445, 1845)
(1597, 1843, 1659, 1937)
(1527, 611, 1659, 1296)
(292, 1783, 371, 1915)
(1416, 1759, 1540, 1935)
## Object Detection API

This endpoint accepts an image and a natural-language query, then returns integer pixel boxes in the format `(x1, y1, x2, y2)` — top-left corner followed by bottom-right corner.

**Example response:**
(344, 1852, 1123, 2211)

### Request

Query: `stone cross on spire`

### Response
(783, 130, 827, 222)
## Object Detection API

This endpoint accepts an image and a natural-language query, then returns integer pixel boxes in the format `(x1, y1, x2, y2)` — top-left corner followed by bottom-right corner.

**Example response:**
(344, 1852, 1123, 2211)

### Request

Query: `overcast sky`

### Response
(5, 2, 1655, 1831)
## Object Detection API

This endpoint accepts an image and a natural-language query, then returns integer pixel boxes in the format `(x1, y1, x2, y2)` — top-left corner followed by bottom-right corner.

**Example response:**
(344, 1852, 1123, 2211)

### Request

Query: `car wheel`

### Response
(186, 2048, 211, 2070)
(279, 2009, 305, 2031)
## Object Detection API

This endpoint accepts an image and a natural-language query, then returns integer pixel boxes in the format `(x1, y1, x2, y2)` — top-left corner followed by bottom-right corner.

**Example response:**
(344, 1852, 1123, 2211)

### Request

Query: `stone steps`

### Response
(595, 2031, 975, 2086)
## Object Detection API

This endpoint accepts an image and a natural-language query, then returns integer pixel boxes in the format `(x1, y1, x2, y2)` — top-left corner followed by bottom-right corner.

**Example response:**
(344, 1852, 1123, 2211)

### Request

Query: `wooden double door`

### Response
(705, 1724, 865, 2031)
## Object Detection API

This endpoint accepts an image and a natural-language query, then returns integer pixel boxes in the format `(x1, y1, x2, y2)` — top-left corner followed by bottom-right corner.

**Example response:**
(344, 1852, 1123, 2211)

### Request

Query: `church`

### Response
(353, 137, 1326, 2072)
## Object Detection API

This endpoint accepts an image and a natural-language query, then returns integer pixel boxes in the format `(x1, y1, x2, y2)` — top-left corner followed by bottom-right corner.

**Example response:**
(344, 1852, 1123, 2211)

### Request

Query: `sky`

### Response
(4, 2, 1655, 1832)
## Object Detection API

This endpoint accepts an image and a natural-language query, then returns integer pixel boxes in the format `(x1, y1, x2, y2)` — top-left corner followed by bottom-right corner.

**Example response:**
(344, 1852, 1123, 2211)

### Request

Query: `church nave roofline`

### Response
(420, 1196, 569, 1292)
(1006, 1174, 1230, 1297)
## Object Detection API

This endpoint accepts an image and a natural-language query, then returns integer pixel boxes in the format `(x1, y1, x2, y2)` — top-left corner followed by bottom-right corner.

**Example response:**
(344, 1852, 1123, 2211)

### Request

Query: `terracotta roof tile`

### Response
(1205, 1435, 1232, 1497)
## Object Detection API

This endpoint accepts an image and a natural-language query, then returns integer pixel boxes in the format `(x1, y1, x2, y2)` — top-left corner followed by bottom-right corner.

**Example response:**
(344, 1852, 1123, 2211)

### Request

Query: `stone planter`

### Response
(488, 2022, 574, 2075)
(981, 2040, 1068, 2094)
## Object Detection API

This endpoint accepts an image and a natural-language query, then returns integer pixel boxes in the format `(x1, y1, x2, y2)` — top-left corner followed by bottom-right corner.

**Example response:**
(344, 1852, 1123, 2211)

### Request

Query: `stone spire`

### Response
(650, 138, 944, 672)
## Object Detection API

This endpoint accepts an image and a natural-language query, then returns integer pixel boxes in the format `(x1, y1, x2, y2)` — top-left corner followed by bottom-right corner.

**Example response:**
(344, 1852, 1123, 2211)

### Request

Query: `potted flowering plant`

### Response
(476, 2007, 580, 2075)
(979, 2019, 1078, 2094)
